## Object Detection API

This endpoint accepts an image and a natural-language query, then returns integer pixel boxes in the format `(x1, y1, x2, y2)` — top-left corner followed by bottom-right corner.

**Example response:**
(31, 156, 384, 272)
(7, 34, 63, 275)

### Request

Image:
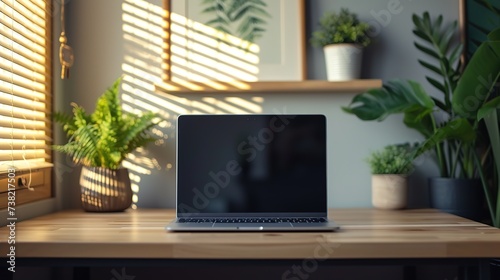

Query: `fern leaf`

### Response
(412, 29, 431, 42)
(201, 6, 220, 14)
(232, 5, 270, 21)
(414, 42, 440, 59)
(418, 60, 442, 76)
(431, 97, 448, 112)
(432, 14, 443, 33)
(412, 14, 424, 32)
(206, 17, 231, 27)
(72, 104, 92, 132)
(449, 44, 464, 65)
(53, 111, 78, 136)
(439, 22, 458, 53)
(202, 0, 233, 35)
(237, 16, 267, 36)
(422, 12, 432, 30)
(119, 112, 158, 155)
(202, 0, 217, 4)
(248, 0, 268, 5)
(426, 76, 447, 94)
(227, 0, 247, 17)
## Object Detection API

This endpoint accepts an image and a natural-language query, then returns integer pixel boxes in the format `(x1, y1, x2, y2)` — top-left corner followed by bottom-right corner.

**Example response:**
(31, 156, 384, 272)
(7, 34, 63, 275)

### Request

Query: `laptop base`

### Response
(166, 219, 340, 232)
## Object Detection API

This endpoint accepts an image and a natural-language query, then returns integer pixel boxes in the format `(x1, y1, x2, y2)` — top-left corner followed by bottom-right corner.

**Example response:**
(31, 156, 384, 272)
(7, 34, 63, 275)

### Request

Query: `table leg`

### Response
(73, 267, 90, 280)
(403, 266, 416, 280)
(0, 269, 13, 280)
(460, 261, 490, 280)
(478, 259, 491, 280)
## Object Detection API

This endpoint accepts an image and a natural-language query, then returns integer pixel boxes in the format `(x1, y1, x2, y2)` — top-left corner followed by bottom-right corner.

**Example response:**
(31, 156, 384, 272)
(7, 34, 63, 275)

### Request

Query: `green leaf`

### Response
(431, 97, 448, 112)
(226, 0, 247, 15)
(418, 60, 442, 76)
(488, 27, 500, 41)
(478, 96, 500, 121)
(449, 44, 463, 65)
(206, 18, 231, 27)
(412, 118, 476, 159)
(423, 12, 431, 28)
(432, 15, 444, 35)
(232, 5, 270, 21)
(403, 107, 434, 137)
(478, 105, 500, 227)
(453, 28, 500, 118)
(412, 14, 424, 31)
(237, 16, 266, 36)
(426, 76, 447, 94)
(201, 6, 219, 14)
(414, 42, 440, 59)
(343, 80, 434, 129)
(412, 29, 431, 42)
(439, 21, 457, 52)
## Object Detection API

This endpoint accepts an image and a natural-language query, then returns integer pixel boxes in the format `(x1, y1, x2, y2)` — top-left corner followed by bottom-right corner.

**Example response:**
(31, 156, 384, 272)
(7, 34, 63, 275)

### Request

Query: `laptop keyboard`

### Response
(178, 217, 327, 223)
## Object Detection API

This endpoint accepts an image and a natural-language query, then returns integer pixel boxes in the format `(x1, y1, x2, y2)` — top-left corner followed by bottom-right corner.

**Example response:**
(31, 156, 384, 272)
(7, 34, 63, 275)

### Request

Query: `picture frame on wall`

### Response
(168, 0, 305, 82)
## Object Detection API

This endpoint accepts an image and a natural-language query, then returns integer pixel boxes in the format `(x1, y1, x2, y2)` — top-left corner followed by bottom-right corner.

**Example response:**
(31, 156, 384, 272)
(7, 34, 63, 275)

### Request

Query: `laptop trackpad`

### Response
(213, 223, 292, 230)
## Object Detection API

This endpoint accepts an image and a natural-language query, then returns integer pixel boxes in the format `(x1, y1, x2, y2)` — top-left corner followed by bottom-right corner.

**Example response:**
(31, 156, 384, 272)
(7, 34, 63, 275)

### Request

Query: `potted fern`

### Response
(367, 144, 414, 210)
(310, 8, 371, 81)
(54, 77, 158, 212)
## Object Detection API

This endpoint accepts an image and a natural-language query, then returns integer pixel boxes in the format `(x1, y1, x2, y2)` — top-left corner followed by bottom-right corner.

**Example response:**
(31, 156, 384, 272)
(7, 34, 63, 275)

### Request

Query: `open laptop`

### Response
(166, 114, 339, 231)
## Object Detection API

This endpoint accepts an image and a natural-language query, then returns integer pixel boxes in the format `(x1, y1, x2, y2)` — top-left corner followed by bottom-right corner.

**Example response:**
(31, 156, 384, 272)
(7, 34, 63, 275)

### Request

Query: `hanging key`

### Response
(59, 33, 74, 79)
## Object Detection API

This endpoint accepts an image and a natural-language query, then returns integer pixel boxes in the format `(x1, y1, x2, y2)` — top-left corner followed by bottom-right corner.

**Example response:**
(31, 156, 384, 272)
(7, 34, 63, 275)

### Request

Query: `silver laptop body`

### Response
(166, 114, 339, 231)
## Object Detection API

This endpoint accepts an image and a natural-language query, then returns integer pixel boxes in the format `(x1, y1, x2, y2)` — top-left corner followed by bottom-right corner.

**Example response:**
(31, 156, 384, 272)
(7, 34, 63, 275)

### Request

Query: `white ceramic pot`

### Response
(371, 174, 407, 210)
(323, 44, 363, 81)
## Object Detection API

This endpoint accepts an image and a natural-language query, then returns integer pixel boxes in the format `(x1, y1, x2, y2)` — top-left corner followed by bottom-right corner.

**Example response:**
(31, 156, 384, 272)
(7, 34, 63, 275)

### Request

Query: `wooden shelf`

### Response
(154, 79, 382, 94)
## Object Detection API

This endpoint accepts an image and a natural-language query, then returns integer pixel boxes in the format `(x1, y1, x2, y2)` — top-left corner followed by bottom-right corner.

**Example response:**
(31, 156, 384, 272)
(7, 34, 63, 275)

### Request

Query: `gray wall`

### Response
(55, 0, 460, 210)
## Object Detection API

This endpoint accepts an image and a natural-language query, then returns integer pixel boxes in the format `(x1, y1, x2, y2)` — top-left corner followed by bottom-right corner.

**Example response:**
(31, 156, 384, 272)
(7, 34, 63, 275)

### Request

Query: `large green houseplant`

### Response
(343, 12, 500, 222)
(54, 77, 158, 211)
(452, 27, 500, 227)
(310, 8, 371, 81)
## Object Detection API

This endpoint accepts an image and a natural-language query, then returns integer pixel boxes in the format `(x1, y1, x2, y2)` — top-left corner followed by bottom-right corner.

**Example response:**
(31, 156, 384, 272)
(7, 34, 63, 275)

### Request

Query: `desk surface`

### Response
(1, 209, 499, 259)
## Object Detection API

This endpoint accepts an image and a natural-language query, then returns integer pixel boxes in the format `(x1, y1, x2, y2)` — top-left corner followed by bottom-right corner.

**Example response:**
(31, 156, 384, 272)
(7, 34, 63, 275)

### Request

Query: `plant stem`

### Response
(474, 151, 496, 226)
(450, 141, 461, 178)
(495, 181, 500, 228)
(431, 115, 448, 177)
(478, 110, 500, 227)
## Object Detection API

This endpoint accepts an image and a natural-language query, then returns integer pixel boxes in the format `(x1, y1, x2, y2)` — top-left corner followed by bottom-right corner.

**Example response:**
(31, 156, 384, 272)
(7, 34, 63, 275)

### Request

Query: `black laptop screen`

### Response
(176, 114, 327, 216)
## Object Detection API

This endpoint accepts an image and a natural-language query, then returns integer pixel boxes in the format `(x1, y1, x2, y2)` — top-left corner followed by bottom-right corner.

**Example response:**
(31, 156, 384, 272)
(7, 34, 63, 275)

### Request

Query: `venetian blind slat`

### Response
(0, 0, 51, 171)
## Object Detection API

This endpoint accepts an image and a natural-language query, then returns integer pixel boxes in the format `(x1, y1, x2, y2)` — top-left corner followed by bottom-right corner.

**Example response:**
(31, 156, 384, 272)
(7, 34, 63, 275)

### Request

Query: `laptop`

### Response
(166, 114, 339, 231)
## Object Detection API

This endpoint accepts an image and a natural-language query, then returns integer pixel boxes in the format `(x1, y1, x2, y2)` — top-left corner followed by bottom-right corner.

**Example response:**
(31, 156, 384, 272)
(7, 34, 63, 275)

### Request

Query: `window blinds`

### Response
(0, 0, 52, 172)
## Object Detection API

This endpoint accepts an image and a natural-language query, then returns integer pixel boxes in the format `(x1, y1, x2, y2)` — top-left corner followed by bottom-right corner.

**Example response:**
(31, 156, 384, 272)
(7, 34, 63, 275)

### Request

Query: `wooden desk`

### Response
(1, 209, 500, 278)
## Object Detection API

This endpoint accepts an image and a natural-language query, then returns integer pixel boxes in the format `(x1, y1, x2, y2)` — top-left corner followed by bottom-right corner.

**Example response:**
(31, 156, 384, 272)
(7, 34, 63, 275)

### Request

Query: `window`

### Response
(0, 0, 52, 208)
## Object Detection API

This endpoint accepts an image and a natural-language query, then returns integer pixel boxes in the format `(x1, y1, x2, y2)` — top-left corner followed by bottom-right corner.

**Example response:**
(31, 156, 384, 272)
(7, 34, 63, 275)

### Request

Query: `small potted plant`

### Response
(367, 144, 414, 210)
(310, 8, 371, 81)
(53, 77, 159, 212)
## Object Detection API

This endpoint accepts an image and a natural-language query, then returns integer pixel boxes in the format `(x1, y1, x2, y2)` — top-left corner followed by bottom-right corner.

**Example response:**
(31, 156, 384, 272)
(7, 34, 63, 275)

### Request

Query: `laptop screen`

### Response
(176, 114, 327, 217)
